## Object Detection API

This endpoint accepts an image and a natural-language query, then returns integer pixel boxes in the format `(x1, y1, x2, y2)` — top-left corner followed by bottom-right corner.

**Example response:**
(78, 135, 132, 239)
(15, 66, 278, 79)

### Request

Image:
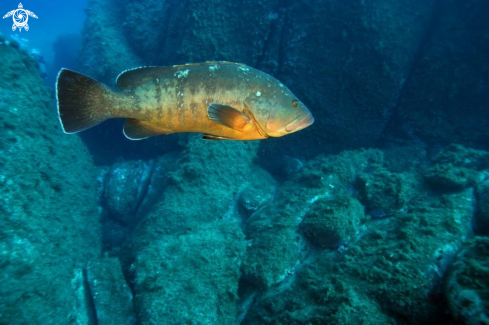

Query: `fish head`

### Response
(245, 85, 314, 137)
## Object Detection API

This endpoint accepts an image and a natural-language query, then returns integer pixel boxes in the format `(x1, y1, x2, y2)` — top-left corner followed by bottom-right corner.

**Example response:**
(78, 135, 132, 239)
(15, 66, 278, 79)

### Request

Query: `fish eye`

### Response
(291, 99, 299, 108)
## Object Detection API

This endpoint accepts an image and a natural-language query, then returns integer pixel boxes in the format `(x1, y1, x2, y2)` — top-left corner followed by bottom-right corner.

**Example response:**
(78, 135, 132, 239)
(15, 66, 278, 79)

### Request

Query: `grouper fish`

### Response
(56, 61, 314, 141)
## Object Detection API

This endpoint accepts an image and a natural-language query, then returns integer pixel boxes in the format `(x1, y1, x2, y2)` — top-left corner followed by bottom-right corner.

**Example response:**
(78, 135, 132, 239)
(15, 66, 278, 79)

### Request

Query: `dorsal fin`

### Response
(116, 61, 251, 90)
(116, 66, 175, 90)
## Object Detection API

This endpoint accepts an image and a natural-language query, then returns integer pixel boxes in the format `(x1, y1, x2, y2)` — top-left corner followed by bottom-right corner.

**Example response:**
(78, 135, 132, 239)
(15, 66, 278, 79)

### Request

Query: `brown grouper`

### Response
(56, 61, 314, 141)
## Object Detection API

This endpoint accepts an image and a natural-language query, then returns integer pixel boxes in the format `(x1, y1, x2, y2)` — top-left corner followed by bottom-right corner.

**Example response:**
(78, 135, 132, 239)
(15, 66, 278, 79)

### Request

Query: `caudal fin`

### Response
(56, 69, 111, 133)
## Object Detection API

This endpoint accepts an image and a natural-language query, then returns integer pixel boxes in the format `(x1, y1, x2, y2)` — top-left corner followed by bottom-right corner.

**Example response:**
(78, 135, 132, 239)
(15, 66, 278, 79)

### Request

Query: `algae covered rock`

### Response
(237, 167, 277, 219)
(431, 144, 489, 170)
(80, 0, 142, 83)
(131, 221, 246, 325)
(424, 144, 489, 192)
(86, 257, 136, 325)
(445, 237, 489, 325)
(103, 160, 155, 224)
(242, 149, 383, 288)
(242, 251, 396, 325)
(300, 195, 364, 248)
(295, 149, 384, 189)
(0, 34, 101, 323)
(241, 146, 478, 324)
(125, 137, 258, 323)
(358, 168, 419, 216)
(424, 164, 483, 192)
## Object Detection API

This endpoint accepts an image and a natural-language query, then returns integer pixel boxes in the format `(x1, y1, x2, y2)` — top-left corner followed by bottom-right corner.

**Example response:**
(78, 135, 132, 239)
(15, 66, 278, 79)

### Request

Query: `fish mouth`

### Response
(285, 114, 314, 133)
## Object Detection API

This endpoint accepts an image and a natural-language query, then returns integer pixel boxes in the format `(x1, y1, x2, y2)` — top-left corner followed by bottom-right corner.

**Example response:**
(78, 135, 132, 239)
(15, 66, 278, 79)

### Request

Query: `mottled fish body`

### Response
(56, 61, 314, 141)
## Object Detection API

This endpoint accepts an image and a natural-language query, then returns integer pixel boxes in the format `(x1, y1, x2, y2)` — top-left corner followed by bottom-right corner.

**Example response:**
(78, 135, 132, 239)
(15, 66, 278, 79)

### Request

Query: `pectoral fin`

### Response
(202, 134, 233, 141)
(123, 119, 170, 140)
(207, 103, 251, 132)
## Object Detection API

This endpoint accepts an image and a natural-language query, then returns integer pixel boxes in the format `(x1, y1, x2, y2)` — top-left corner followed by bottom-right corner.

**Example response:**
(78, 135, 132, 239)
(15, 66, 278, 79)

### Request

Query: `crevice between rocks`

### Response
(379, 0, 443, 144)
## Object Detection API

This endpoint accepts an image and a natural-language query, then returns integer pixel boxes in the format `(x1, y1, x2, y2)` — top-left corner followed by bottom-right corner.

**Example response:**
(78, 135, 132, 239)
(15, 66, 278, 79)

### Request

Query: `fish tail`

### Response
(56, 69, 114, 134)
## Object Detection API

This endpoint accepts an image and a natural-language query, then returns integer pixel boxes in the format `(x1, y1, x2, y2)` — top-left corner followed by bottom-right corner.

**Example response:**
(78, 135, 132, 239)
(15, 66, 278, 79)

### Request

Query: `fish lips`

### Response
(285, 113, 315, 133)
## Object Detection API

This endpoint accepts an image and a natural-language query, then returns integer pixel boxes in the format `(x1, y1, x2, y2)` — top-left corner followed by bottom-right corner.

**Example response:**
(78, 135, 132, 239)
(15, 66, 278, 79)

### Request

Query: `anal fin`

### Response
(123, 119, 170, 140)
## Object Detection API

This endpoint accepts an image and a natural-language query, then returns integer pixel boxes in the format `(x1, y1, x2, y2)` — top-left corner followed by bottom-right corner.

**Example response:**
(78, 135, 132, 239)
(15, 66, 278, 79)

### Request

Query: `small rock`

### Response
(424, 164, 482, 192)
(358, 169, 418, 216)
(103, 160, 155, 225)
(300, 195, 364, 248)
(86, 257, 137, 325)
(445, 237, 489, 325)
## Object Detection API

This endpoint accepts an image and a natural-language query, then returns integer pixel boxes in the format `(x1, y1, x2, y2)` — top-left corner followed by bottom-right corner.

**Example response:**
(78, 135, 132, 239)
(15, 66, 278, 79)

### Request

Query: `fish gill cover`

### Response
(0, 0, 489, 324)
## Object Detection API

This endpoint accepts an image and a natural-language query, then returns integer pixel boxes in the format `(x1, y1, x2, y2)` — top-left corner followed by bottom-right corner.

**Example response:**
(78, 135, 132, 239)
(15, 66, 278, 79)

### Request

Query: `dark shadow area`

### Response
(79, 120, 185, 166)
(47, 34, 82, 86)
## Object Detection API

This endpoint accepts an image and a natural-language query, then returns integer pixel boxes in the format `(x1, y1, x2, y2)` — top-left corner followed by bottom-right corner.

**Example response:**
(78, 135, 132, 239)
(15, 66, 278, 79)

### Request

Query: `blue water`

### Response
(1, 0, 87, 83)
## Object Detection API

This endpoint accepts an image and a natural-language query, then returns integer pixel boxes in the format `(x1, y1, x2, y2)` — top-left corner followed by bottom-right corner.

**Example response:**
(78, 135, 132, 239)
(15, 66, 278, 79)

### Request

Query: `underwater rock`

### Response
(0, 37, 101, 323)
(430, 144, 489, 170)
(102, 160, 155, 226)
(362, 189, 476, 323)
(384, 0, 489, 147)
(358, 168, 419, 217)
(71, 268, 96, 325)
(125, 138, 258, 323)
(131, 221, 246, 325)
(242, 251, 396, 324)
(86, 257, 136, 325)
(101, 153, 178, 249)
(424, 164, 482, 192)
(238, 184, 273, 214)
(242, 149, 383, 288)
(445, 237, 489, 325)
(295, 149, 384, 189)
(241, 147, 477, 323)
(299, 195, 364, 248)
(237, 167, 277, 220)
(475, 179, 489, 235)
(260, 0, 438, 156)
(79, 0, 142, 83)
(424, 145, 489, 192)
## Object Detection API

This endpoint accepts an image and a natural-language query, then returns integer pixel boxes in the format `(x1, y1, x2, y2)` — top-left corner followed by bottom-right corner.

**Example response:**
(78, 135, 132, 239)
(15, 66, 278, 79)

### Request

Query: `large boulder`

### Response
(384, 0, 489, 147)
(123, 138, 260, 324)
(241, 146, 480, 324)
(0, 37, 101, 323)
